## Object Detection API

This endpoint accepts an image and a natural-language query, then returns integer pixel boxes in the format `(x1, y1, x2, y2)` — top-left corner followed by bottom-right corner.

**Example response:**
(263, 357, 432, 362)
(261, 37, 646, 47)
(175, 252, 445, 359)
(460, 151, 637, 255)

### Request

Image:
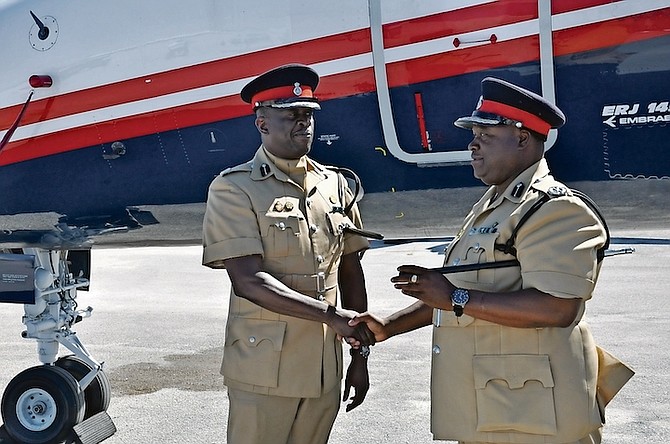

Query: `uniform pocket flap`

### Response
(226, 318, 286, 352)
(258, 213, 302, 234)
(474, 355, 555, 390)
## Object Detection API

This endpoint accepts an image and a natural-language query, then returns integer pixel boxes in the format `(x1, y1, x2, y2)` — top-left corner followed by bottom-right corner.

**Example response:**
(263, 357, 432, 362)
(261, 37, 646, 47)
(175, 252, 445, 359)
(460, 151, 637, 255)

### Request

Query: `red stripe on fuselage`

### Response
(0, 0, 623, 128)
(0, 28, 372, 130)
(1, 1, 535, 130)
(0, 68, 376, 166)
(382, 0, 537, 49)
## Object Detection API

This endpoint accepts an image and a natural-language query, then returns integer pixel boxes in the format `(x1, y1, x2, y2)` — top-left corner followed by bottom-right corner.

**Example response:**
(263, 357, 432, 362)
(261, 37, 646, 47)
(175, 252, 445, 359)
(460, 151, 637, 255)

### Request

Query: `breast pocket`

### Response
(258, 213, 305, 258)
(450, 232, 500, 285)
(222, 318, 287, 388)
(473, 354, 557, 436)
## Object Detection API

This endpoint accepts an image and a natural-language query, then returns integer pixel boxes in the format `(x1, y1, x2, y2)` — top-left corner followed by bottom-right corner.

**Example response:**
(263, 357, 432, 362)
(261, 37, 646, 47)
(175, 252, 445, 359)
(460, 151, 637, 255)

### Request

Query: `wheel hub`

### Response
(16, 388, 57, 431)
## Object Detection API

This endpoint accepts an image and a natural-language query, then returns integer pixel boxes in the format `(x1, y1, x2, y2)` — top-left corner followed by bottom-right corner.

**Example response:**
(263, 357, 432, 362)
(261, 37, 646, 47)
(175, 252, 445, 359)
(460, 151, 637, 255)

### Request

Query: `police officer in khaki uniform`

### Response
(351, 78, 632, 444)
(202, 64, 375, 444)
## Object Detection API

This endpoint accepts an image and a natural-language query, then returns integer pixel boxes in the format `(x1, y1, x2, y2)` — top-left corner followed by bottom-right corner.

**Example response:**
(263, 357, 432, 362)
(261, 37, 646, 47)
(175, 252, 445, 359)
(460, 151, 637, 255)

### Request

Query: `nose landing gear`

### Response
(0, 249, 116, 443)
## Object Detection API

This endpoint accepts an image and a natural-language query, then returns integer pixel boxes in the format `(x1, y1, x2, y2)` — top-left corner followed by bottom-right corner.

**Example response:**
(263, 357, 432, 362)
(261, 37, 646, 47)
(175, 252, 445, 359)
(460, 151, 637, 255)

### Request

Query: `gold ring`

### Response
(410, 274, 418, 284)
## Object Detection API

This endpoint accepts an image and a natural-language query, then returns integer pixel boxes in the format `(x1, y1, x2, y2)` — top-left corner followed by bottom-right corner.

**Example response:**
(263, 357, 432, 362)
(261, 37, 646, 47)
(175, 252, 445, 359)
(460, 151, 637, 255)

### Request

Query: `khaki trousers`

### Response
(458, 427, 602, 444)
(226, 384, 341, 444)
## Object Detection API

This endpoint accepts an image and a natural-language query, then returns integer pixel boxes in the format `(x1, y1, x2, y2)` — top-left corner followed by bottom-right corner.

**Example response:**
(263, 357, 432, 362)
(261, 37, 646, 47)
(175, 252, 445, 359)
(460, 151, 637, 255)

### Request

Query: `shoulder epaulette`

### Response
(219, 161, 253, 177)
(494, 187, 610, 262)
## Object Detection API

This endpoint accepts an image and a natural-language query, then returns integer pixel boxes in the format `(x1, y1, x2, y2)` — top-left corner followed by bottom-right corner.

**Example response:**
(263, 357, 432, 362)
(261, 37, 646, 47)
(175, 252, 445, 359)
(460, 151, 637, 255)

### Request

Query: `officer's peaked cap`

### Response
(241, 63, 320, 111)
(454, 77, 565, 137)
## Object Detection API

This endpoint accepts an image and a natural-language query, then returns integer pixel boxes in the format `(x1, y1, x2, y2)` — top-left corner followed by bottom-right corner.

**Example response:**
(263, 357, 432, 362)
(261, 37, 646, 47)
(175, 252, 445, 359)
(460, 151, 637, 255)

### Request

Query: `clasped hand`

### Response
(347, 265, 456, 345)
(330, 307, 376, 347)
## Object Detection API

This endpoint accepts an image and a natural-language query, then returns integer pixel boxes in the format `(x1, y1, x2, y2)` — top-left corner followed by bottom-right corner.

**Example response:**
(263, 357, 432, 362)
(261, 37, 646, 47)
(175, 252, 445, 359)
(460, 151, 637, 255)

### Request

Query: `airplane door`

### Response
(367, 0, 559, 166)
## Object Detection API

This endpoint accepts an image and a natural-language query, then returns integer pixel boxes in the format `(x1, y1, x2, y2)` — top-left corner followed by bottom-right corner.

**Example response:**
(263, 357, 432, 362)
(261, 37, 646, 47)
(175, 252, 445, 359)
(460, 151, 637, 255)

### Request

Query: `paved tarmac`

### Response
(0, 236, 668, 443)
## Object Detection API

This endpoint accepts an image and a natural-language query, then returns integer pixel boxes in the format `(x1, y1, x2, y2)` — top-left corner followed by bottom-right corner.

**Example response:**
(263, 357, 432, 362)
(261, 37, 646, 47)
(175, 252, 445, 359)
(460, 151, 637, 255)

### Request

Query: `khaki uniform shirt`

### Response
(431, 159, 607, 443)
(202, 146, 368, 398)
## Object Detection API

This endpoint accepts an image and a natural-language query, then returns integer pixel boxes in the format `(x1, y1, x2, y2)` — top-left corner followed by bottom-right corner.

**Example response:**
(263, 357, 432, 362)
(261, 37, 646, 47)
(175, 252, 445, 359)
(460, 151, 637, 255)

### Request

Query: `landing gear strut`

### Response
(0, 249, 115, 443)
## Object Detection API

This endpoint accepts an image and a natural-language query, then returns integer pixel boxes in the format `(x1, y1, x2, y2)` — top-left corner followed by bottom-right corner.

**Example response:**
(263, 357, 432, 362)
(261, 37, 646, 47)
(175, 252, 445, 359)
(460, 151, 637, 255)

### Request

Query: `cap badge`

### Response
(293, 82, 302, 96)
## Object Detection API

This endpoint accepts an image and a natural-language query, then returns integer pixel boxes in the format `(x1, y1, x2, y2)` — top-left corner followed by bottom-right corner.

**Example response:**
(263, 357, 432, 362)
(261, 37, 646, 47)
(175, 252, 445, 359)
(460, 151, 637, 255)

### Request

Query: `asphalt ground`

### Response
(0, 236, 668, 443)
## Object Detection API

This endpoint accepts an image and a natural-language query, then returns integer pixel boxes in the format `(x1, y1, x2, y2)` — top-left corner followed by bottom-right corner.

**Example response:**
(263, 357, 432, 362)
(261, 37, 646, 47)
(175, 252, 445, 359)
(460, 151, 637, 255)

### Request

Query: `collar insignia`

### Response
(511, 182, 525, 198)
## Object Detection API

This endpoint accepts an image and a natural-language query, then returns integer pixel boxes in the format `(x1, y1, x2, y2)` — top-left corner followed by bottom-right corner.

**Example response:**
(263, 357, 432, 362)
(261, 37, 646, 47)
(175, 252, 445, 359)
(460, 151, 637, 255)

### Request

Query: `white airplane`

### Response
(0, 0, 668, 442)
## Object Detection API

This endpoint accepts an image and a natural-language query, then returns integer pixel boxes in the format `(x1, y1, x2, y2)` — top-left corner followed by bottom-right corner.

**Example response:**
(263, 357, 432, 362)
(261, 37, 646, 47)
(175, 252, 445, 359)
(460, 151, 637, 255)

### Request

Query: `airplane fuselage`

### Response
(0, 0, 668, 248)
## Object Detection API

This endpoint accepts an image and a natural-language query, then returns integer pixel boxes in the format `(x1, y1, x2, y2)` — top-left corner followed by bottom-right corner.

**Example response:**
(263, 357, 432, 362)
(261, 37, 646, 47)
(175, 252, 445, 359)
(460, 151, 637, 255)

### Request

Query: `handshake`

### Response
(326, 306, 388, 349)
(328, 265, 453, 349)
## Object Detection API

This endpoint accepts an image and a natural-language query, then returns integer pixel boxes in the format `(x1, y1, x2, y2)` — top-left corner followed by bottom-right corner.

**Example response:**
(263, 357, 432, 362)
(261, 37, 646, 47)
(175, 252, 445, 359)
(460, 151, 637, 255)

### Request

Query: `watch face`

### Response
(452, 288, 469, 305)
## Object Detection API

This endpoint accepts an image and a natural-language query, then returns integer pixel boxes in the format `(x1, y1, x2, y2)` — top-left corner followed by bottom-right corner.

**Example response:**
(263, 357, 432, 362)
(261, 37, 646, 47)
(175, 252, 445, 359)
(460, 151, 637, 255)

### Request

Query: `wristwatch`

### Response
(451, 288, 470, 317)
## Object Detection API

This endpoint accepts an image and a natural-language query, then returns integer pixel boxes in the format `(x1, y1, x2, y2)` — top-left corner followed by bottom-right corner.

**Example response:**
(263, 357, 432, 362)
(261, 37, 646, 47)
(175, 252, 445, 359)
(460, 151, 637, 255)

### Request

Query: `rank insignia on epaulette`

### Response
(547, 186, 567, 197)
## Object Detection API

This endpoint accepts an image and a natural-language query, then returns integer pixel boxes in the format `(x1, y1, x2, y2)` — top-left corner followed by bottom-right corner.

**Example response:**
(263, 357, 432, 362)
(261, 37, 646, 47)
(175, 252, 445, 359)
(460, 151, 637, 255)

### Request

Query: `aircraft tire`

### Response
(1, 365, 85, 444)
(56, 355, 112, 419)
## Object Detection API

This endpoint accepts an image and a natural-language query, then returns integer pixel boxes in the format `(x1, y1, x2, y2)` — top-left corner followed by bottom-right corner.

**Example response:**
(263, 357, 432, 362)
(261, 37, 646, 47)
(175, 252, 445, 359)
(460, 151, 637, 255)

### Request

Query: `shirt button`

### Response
(432, 345, 441, 355)
(309, 224, 318, 233)
(473, 243, 481, 252)
(318, 295, 325, 301)
(316, 255, 324, 263)
(249, 336, 256, 344)
(277, 222, 286, 230)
